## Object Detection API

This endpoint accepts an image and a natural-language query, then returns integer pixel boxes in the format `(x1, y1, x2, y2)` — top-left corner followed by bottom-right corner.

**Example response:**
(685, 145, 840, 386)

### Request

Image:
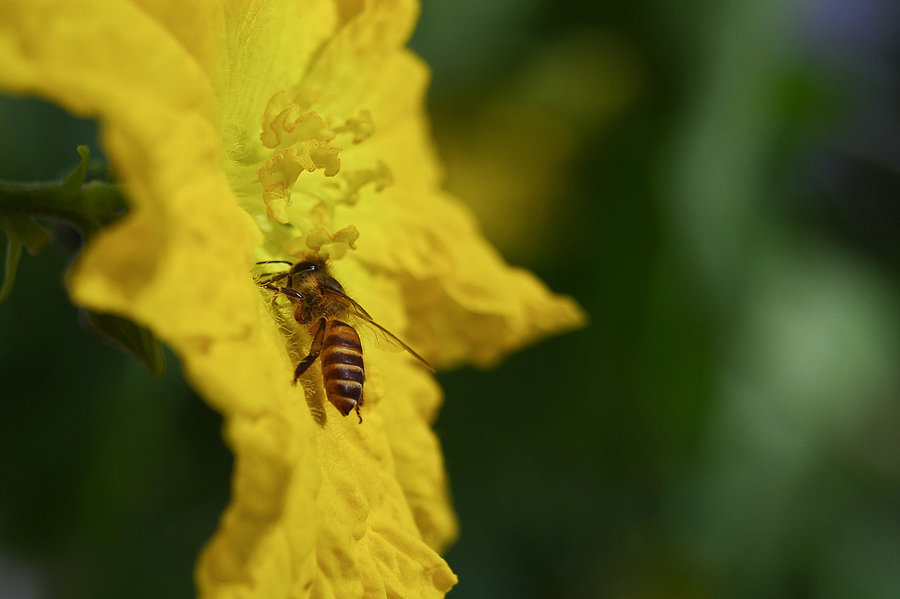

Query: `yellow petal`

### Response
(192, 303, 457, 597)
(346, 189, 585, 368)
(219, 0, 338, 147)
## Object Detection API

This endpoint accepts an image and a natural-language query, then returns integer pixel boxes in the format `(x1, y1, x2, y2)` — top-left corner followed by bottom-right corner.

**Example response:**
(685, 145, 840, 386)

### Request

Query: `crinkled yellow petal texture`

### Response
(0, 0, 584, 597)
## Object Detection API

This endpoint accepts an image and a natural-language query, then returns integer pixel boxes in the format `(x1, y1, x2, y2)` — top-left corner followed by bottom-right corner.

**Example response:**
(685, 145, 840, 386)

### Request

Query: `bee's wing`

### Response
(320, 285, 434, 372)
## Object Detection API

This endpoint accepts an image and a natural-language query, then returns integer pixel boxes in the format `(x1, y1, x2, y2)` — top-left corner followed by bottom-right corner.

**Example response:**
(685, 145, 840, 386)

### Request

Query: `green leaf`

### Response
(0, 229, 23, 303)
(62, 145, 91, 196)
(0, 215, 52, 302)
(79, 309, 166, 377)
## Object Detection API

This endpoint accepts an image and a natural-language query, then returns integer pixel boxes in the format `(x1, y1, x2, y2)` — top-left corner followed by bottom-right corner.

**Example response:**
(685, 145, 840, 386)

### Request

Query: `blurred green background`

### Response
(2, 0, 899, 597)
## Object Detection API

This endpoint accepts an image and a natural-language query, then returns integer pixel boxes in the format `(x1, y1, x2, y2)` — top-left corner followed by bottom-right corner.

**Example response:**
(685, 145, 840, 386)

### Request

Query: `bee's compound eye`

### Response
(292, 261, 318, 273)
(321, 276, 345, 294)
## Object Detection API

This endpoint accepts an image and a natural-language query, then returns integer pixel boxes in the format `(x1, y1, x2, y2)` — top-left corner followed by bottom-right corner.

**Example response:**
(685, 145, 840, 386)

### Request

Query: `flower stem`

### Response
(0, 178, 125, 234)
(0, 146, 126, 300)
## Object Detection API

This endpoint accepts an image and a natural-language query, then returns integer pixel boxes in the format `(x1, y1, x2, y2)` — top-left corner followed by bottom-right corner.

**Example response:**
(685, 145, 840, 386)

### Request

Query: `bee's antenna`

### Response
(253, 260, 294, 286)
(256, 271, 291, 282)
(255, 260, 294, 267)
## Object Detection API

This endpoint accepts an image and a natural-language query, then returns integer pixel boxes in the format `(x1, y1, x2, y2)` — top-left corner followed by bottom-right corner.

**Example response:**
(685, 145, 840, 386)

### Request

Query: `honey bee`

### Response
(254, 258, 432, 423)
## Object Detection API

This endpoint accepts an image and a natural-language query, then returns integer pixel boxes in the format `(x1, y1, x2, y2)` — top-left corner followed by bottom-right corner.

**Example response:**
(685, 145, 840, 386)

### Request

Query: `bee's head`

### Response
(290, 261, 320, 275)
(291, 259, 344, 294)
(288, 259, 331, 290)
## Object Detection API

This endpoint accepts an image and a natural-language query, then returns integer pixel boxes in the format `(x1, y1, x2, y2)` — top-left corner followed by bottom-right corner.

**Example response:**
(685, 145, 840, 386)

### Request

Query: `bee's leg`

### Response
(278, 286, 303, 301)
(294, 317, 327, 383)
(291, 292, 307, 323)
(261, 282, 302, 300)
(259, 282, 282, 310)
(354, 404, 362, 424)
(263, 283, 304, 314)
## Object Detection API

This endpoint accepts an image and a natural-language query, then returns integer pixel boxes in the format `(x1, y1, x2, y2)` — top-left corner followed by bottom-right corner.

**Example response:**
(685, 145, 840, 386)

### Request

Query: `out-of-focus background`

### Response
(2, 0, 899, 597)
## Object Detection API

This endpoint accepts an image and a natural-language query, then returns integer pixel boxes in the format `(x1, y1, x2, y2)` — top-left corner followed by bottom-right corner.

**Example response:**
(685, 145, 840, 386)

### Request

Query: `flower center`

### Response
(252, 90, 391, 260)
(257, 90, 386, 219)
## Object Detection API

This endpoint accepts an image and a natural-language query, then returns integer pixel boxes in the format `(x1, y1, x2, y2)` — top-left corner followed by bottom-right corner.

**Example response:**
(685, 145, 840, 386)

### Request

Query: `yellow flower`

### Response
(0, 0, 584, 597)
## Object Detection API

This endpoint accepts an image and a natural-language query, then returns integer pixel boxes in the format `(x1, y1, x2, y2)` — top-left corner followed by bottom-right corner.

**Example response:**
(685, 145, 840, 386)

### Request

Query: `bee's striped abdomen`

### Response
(321, 320, 365, 418)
